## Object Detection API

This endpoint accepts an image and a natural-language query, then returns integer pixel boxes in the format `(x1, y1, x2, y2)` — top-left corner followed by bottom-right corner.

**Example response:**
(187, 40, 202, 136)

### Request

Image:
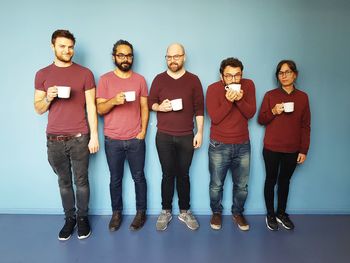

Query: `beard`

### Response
(168, 61, 183, 73)
(115, 60, 133, 72)
(55, 51, 73, 63)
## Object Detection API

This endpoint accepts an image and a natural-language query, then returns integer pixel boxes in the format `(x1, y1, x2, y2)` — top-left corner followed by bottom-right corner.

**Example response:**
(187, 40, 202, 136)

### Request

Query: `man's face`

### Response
(278, 63, 296, 87)
(113, 44, 133, 72)
(221, 66, 242, 85)
(52, 37, 74, 63)
(166, 45, 185, 73)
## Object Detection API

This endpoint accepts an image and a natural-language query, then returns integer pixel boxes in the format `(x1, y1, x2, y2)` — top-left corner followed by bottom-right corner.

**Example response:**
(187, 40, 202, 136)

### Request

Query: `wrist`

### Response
(44, 97, 50, 104)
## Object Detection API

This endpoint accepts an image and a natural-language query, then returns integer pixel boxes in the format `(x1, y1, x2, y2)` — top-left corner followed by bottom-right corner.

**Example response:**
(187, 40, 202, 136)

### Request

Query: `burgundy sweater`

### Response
(258, 87, 311, 154)
(148, 71, 204, 136)
(206, 79, 256, 144)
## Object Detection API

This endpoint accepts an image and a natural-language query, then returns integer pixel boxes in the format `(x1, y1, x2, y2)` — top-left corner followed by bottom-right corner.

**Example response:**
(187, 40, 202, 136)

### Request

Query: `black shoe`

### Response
(58, 216, 76, 241)
(276, 213, 295, 230)
(77, 216, 91, 239)
(109, 211, 122, 232)
(130, 211, 146, 231)
(265, 215, 278, 231)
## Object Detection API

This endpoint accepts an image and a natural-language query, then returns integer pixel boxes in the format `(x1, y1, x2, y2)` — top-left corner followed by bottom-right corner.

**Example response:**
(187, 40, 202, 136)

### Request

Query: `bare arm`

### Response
(193, 115, 204, 149)
(85, 88, 99, 154)
(34, 87, 58, 114)
(96, 92, 125, 115)
(136, 96, 150, 139)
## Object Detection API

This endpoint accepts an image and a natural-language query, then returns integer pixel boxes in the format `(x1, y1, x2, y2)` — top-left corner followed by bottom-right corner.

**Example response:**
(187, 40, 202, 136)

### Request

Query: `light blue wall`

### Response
(1, 0, 349, 215)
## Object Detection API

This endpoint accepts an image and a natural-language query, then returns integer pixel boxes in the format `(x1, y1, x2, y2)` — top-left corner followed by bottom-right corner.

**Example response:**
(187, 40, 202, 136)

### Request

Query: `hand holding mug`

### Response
(113, 92, 126, 105)
(272, 103, 284, 115)
(225, 89, 239, 102)
(46, 86, 58, 102)
(158, 99, 173, 112)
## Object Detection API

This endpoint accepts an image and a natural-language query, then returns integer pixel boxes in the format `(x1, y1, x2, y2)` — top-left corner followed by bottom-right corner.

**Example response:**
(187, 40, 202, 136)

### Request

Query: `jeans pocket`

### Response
(209, 139, 221, 148)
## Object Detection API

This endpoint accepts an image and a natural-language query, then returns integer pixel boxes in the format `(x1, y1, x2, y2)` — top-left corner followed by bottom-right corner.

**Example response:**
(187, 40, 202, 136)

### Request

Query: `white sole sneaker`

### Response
(177, 215, 199, 230)
(210, 223, 221, 230)
(78, 231, 91, 240)
(156, 215, 172, 231)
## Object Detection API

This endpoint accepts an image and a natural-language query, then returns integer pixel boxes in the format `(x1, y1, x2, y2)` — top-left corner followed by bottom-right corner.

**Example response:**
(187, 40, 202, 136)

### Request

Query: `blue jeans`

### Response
(47, 134, 90, 217)
(209, 139, 250, 215)
(105, 137, 147, 212)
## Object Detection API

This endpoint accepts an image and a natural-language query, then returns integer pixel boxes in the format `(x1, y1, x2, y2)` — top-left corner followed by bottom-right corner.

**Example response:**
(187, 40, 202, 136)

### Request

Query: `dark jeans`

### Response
(105, 137, 147, 212)
(263, 148, 298, 216)
(47, 134, 90, 217)
(209, 140, 251, 215)
(156, 132, 194, 211)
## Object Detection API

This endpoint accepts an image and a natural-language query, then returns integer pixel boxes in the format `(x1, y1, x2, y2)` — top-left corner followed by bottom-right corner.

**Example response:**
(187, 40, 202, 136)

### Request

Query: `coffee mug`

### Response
(56, 86, 71, 98)
(225, 83, 241, 92)
(171, 98, 183, 111)
(283, 102, 294, 113)
(124, 91, 136, 102)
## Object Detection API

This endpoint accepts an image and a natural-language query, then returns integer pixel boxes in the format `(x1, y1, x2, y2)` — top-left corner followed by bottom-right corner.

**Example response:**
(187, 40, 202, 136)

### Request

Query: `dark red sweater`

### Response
(206, 79, 256, 144)
(148, 71, 204, 136)
(258, 87, 311, 154)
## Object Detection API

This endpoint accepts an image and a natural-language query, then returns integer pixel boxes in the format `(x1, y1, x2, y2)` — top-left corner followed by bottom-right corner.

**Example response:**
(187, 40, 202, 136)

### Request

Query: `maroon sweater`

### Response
(258, 87, 311, 154)
(206, 79, 256, 144)
(148, 71, 204, 136)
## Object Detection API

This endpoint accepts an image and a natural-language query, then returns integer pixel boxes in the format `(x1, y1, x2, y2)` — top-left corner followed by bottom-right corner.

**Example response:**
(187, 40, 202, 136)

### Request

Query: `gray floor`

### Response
(0, 214, 349, 263)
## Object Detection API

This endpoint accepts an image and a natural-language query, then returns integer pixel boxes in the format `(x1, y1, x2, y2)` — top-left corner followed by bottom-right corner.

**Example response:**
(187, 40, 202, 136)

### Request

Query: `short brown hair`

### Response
(51, 29, 76, 45)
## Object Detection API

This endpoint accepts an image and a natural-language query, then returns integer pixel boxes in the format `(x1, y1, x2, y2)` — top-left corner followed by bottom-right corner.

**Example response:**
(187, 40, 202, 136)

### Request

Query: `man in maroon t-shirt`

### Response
(206, 57, 256, 231)
(34, 30, 99, 241)
(97, 40, 149, 232)
(149, 43, 204, 231)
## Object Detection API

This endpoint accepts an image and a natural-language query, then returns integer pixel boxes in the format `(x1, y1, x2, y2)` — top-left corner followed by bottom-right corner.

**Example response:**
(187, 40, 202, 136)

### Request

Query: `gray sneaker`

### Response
(156, 210, 172, 231)
(178, 210, 199, 230)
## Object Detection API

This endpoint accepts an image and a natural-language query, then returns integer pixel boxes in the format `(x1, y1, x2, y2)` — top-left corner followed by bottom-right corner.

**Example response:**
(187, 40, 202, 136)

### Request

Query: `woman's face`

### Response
(278, 63, 297, 87)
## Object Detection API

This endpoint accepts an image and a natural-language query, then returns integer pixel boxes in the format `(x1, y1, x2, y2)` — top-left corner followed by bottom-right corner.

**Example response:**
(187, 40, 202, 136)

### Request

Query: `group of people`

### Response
(34, 29, 311, 241)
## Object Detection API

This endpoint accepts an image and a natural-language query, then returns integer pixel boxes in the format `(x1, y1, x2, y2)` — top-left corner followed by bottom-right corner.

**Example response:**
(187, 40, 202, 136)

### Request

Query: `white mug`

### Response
(124, 91, 136, 102)
(171, 98, 183, 111)
(225, 83, 241, 92)
(283, 102, 294, 113)
(56, 86, 71, 98)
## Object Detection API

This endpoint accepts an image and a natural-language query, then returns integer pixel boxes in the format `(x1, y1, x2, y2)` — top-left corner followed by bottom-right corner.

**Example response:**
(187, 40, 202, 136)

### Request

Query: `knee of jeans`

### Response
(74, 175, 89, 187)
(131, 171, 146, 183)
(58, 177, 72, 188)
(234, 183, 248, 192)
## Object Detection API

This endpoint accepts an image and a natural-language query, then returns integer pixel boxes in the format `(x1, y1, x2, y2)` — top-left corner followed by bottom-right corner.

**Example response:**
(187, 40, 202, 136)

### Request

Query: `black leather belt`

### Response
(47, 133, 82, 141)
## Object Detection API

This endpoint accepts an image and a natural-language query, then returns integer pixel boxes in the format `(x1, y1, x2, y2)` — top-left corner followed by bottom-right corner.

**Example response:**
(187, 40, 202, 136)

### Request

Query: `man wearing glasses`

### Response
(206, 57, 256, 231)
(96, 40, 149, 232)
(148, 43, 204, 231)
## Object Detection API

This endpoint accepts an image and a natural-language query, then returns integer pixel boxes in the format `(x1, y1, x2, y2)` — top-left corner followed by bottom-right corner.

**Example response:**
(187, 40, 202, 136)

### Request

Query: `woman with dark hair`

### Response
(258, 60, 311, 231)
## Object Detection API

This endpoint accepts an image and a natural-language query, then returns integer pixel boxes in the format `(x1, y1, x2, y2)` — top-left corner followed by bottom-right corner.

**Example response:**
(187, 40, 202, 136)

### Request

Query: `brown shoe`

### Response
(210, 213, 222, 230)
(109, 211, 122, 232)
(130, 211, 146, 231)
(233, 214, 249, 231)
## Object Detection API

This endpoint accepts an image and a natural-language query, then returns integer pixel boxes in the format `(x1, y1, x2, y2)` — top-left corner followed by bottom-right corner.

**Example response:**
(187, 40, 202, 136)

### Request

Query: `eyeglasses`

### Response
(165, 54, 184, 61)
(278, 70, 293, 77)
(115, 53, 133, 60)
(223, 73, 242, 81)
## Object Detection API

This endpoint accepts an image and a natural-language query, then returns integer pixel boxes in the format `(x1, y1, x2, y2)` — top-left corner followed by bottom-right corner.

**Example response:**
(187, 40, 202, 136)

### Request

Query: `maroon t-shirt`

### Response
(206, 79, 256, 144)
(148, 71, 204, 136)
(35, 63, 95, 135)
(258, 87, 311, 154)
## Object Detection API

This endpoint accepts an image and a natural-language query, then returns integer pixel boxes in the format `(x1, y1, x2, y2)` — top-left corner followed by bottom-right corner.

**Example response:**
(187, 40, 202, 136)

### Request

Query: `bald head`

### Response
(167, 43, 185, 55)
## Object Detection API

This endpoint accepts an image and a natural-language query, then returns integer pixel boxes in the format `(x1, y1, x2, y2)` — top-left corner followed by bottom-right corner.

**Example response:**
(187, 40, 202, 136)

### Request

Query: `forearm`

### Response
(140, 102, 150, 134)
(34, 96, 50, 115)
(97, 98, 118, 115)
(195, 115, 204, 134)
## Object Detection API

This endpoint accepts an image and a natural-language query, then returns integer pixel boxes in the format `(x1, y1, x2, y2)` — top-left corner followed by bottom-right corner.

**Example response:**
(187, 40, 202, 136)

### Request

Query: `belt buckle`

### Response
(56, 135, 67, 141)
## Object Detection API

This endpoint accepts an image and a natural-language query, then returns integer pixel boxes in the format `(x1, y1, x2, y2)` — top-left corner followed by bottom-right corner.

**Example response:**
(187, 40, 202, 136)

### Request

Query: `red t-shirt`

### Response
(258, 87, 311, 154)
(35, 63, 95, 135)
(96, 71, 148, 140)
(148, 71, 204, 136)
(206, 79, 256, 144)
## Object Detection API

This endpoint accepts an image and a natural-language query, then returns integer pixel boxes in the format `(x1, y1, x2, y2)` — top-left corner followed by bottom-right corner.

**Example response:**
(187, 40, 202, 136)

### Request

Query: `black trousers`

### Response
(263, 148, 298, 216)
(156, 132, 194, 210)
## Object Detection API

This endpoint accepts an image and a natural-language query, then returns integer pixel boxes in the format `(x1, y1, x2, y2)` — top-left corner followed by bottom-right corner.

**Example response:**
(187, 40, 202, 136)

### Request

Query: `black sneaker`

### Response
(77, 216, 91, 239)
(58, 216, 76, 241)
(265, 215, 278, 231)
(276, 213, 295, 230)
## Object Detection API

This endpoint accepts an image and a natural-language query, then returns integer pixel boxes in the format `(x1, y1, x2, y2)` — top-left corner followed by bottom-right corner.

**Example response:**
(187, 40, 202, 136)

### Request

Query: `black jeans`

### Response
(263, 148, 298, 216)
(47, 134, 90, 217)
(156, 132, 194, 211)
